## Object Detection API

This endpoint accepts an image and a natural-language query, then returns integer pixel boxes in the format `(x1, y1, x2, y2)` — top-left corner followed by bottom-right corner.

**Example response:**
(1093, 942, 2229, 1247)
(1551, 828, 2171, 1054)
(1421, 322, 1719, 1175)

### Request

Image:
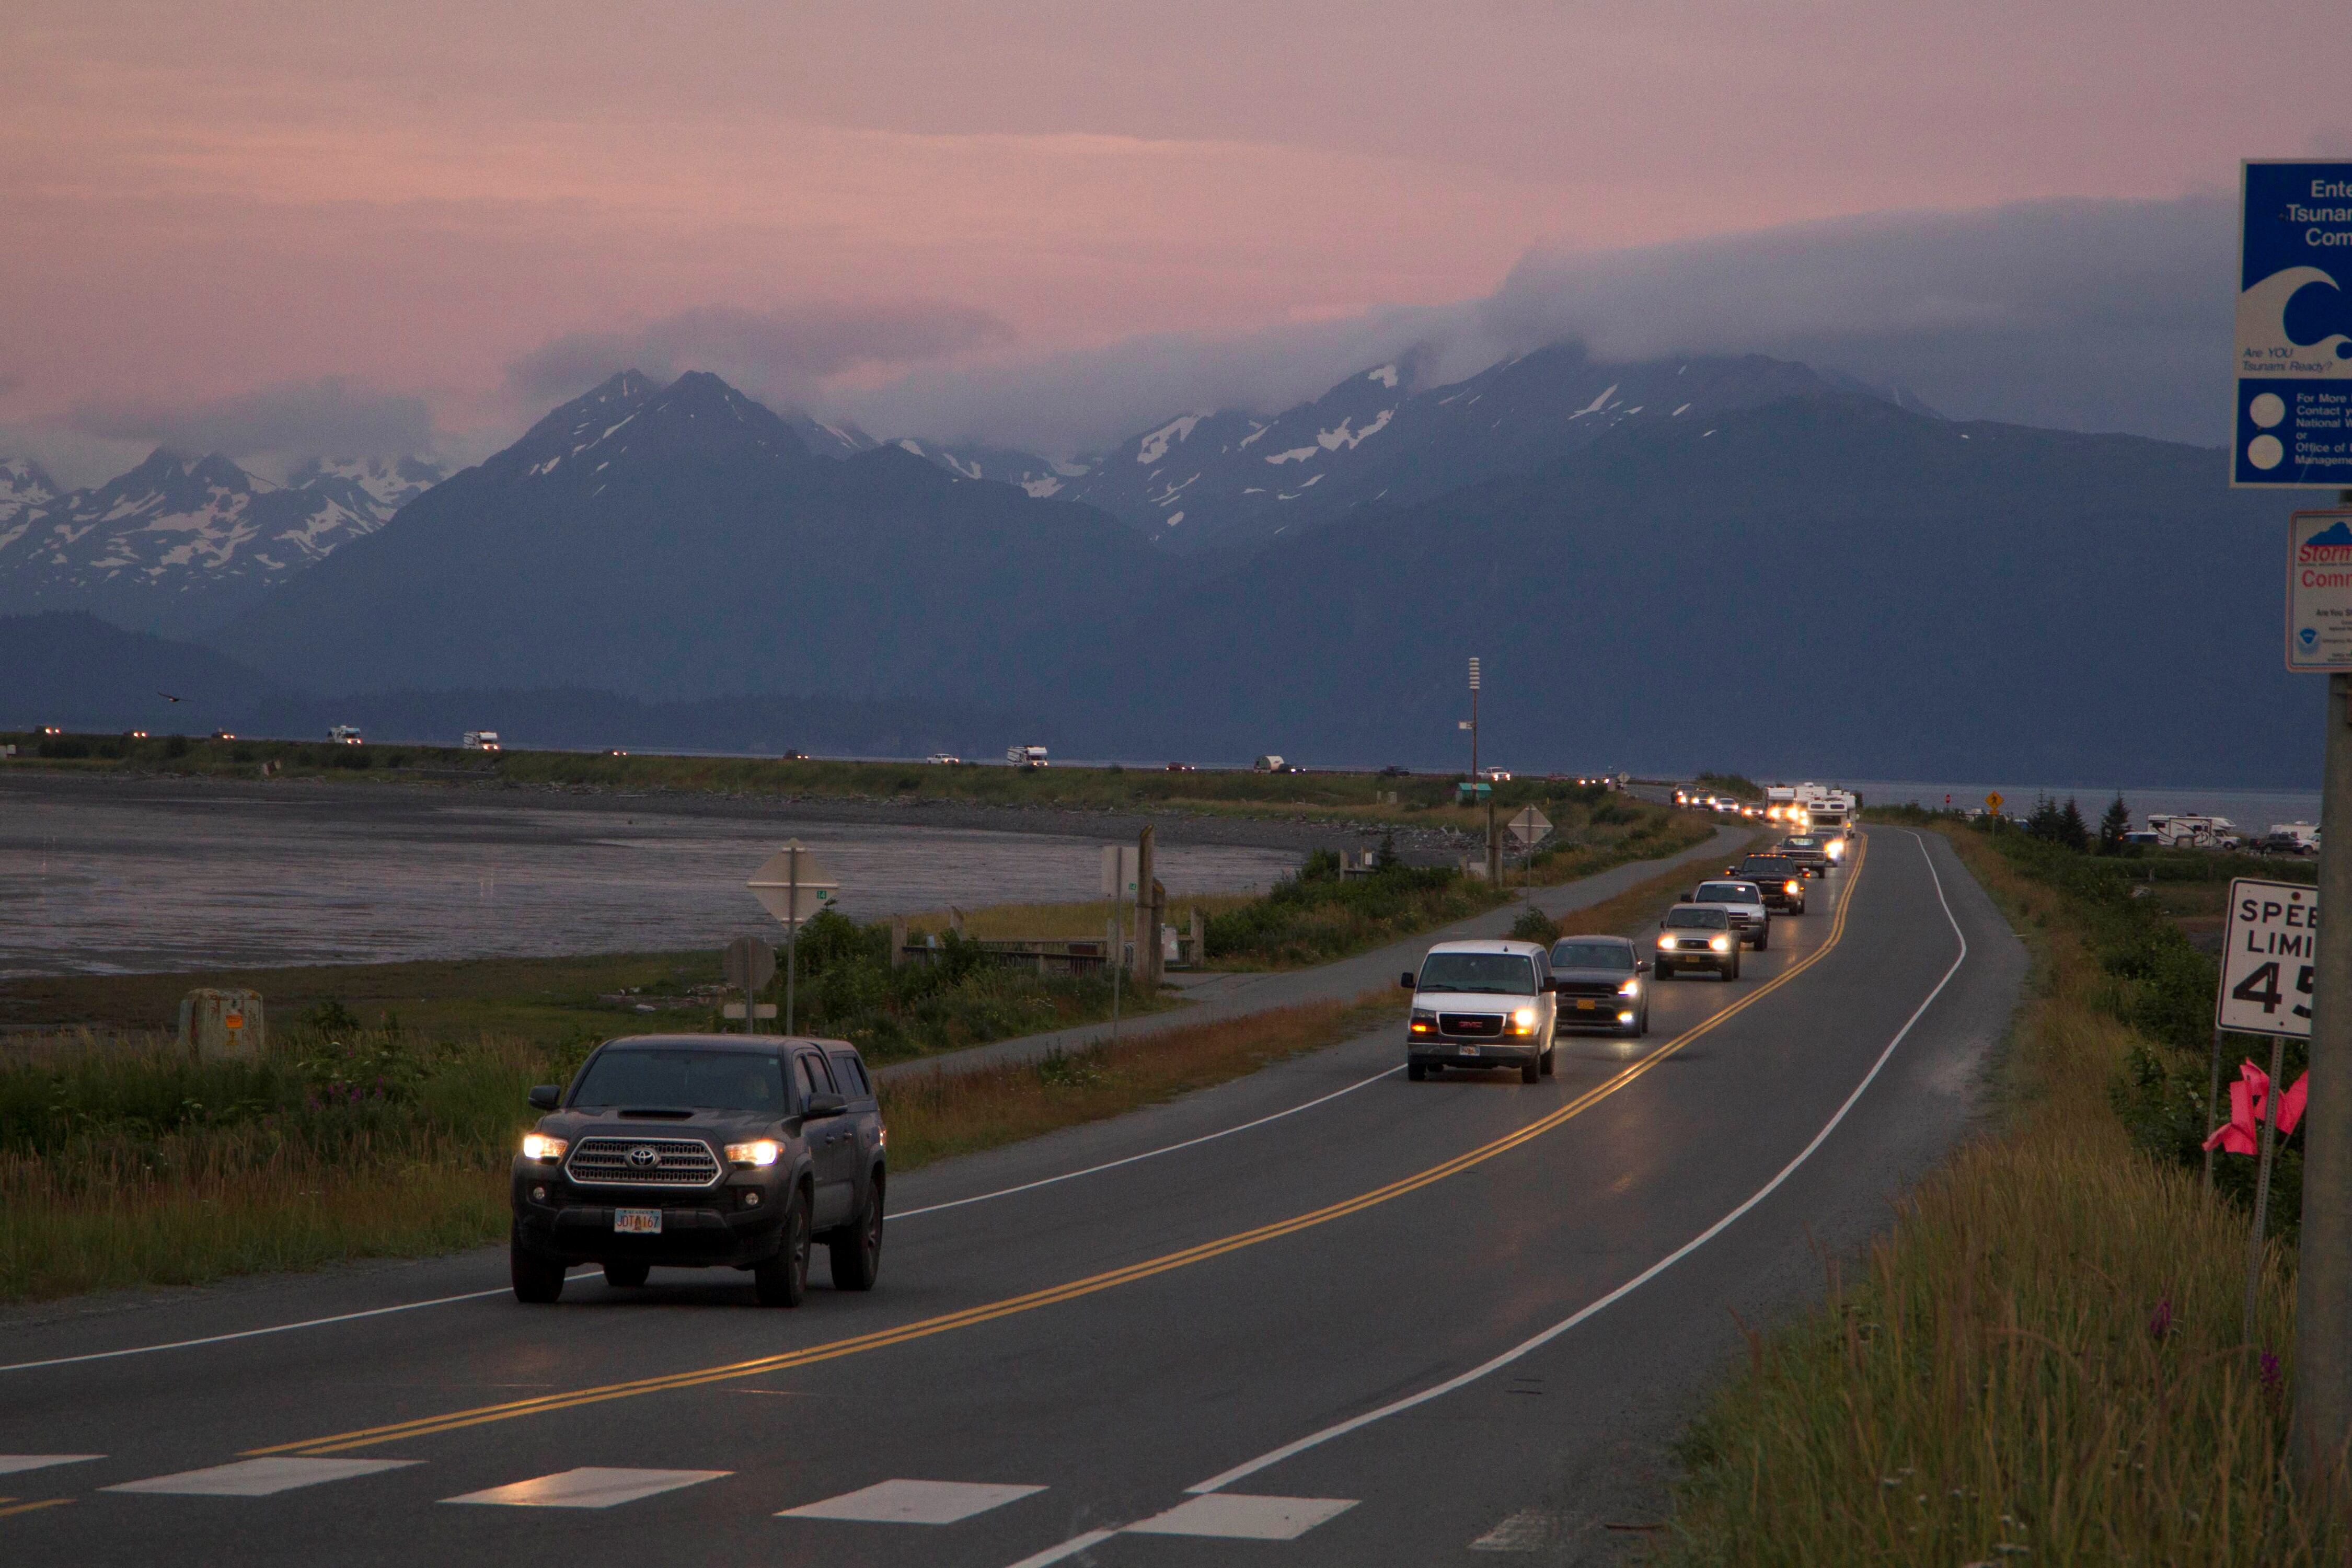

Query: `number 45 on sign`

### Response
(2219, 878, 2319, 1037)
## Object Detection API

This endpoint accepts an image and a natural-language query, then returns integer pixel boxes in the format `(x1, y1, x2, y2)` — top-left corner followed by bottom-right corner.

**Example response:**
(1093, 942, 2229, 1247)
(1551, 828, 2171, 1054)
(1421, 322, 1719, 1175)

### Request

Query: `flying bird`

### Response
(159, 691, 185, 702)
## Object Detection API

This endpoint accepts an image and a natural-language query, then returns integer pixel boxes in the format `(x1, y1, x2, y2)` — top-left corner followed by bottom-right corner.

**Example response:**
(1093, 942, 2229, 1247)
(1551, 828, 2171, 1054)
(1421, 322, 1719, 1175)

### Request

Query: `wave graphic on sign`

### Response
(2240, 266, 2352, 377)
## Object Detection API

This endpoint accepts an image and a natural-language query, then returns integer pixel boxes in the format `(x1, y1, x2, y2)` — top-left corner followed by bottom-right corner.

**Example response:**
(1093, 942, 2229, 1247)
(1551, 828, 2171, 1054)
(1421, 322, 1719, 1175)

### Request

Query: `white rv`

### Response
(328, 725, 364, 745)
(463, 730, 502, 752)
(1006, 744, 1050, 769)
(2148, 814, 2240, 849)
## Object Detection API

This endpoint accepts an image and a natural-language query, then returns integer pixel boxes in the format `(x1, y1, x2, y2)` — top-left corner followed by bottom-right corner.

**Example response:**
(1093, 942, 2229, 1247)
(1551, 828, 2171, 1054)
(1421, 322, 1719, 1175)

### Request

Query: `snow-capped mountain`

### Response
(0, 447, 444, 633)
(883, 345, 1935, 556)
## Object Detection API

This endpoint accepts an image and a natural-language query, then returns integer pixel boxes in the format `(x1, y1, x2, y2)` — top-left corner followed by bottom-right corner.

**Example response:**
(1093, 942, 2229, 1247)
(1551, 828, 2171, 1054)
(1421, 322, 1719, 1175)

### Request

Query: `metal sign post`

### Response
(1102, 843, 1138, 1042)
(721, 936, 777, 1034)
(1508, 806, 1551, 891)
(747, 841, 838, 1036)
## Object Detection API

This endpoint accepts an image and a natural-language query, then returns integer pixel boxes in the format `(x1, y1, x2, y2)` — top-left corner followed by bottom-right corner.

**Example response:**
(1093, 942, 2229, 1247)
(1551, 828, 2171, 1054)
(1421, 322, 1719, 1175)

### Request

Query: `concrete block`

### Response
(179, 988, 264, 1061)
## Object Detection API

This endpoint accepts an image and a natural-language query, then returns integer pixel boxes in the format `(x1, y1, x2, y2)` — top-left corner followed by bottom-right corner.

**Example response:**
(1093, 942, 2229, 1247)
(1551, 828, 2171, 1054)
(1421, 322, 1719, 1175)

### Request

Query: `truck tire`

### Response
(755, 1188, 811, 1308)
(510, 1226, 565, 1304)
(1655, 961, 1673, 981)
(1407, 1062, 1427, 1081)
(1520, 1055, 1541, 1085)
(1754, 924, 1770, 951)
(603, 1260, 649, 1289)
(829, 1180, 884, 1293)
(1540, 1044, 1556, 1077)
(1726, 950, 1742, 981)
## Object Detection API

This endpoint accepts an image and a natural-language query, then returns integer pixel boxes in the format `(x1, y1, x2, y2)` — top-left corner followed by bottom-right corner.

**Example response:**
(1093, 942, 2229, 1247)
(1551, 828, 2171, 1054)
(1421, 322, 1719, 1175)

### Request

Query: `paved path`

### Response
(874, 823, 1751, 1083)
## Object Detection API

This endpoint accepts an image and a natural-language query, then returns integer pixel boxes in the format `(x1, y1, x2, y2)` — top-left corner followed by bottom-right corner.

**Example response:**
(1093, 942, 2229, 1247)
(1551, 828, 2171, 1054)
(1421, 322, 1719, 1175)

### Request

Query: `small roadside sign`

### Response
(2288, 510, 2352, 670)
(1508, 806, 1552, 848)
(1986, 791, 2004, 815)
(1101, 845, 1139, 900)
(2218, 877, 2319, 1038)
(746, 841, 839, 929)
(721, 935, 775, 996)
(2234, 160, 2352, 488)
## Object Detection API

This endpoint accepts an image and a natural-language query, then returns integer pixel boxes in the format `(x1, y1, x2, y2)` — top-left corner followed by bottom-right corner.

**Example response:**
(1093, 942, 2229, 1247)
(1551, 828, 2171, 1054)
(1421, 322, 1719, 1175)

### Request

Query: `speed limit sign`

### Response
(2218, 878, 2319, 1038)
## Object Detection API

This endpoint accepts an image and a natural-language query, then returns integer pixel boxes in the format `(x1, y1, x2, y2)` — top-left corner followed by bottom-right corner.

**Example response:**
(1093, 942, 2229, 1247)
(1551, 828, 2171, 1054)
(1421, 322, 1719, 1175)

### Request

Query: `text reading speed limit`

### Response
(2218, 878, 2320, 1039)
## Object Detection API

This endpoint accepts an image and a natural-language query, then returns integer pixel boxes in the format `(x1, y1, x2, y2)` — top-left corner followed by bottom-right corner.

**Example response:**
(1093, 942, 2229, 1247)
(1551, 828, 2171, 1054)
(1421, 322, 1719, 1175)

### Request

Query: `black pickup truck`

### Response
(509, 1033, 886, 1308)
(1725, 854, 1809, 914)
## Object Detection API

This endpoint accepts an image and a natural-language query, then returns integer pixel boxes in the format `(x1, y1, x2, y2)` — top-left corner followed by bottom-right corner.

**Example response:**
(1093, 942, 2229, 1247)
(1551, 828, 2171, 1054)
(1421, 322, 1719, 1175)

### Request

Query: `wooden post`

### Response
(1189, 906, 1204, 968)
(949, 905, 966, 937)
(889, 914, 908, 970)
(1136, 826, 1158, 989)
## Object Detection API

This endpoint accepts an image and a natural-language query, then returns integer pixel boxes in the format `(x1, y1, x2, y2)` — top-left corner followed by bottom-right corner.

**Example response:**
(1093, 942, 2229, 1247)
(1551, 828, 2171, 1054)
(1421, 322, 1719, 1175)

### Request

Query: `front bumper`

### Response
(511, 1166, 786, 1267)
(1409, 1037, 1541, 1067)
(1557, 995, 1641, 1027)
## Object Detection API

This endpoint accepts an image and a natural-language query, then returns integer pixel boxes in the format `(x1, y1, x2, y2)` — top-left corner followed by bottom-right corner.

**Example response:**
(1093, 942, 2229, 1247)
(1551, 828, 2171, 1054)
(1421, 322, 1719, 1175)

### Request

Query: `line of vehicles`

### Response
(1399, 808, 1853, 1081)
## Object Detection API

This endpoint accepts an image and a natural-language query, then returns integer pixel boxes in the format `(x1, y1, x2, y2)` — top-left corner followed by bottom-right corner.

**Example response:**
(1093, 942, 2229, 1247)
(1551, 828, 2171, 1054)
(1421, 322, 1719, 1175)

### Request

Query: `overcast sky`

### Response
(5, 1, 2347, 480)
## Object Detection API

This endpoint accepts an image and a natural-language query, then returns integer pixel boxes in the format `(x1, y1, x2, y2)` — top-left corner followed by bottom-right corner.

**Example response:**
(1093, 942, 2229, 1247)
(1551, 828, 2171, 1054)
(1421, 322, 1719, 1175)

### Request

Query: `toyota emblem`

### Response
(628, 1145, 659, 1168)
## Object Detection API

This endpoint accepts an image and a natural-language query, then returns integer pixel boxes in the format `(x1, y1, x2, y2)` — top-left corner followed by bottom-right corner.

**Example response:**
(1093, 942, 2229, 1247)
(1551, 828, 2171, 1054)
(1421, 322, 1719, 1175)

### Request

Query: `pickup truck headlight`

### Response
(1710, 936, 1731, 952)
(1785, 880, 1802, 896)
(520, 1133, 567, 1162)
(1510, 1006, 1538, 1034)
(1656, 933, 1676, 949)
(1617, 978, 1640, 996)
(725, 1139, 782, 1168)
(1409, 1008, 1437, 1035)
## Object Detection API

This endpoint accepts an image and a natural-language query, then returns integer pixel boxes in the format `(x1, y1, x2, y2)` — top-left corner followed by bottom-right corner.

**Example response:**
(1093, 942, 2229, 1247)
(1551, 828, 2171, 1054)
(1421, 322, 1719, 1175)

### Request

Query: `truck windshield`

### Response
(1550, 941, 1634, 972)
(1417, 953, 1538, 995)
(1695, 883, 1758, 903)
(571, 1048, 789, 1113)
(1664, 907, 1731, 929)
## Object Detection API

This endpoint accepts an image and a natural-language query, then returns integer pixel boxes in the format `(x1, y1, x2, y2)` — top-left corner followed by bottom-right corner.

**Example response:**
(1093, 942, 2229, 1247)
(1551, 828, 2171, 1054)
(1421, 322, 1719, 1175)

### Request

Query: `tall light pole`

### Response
(1467, 657, 1480, 779)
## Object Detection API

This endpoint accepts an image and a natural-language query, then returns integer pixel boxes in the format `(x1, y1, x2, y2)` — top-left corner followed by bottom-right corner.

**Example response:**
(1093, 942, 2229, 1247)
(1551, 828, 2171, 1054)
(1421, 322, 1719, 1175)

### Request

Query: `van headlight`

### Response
(1511, 1006, 1537, 1034)
(1710, 936, 1731, 952)
(1410, 1009, 1437, 1035)
(725, 1139, 782, 1168)
(521, 1133, 567, 1162)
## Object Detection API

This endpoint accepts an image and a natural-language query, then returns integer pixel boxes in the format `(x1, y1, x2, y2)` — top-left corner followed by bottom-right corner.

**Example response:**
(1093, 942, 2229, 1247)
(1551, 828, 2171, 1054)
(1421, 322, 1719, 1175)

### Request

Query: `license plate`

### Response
(1458, 1044, 1480, 1056)
(1575, 999, 1597, 1011)
(614, 1209, 662, 1235)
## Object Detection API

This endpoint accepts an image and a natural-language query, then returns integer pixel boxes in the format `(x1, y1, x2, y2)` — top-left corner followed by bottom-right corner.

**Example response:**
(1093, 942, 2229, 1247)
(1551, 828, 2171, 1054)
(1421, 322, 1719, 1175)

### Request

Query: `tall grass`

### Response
(1663, 827, 2337, 1565)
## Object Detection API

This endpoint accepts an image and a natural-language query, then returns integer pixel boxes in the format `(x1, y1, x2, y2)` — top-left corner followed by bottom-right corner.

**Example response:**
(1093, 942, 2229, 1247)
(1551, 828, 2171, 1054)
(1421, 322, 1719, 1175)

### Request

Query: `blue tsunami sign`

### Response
(2236, 161, 2352, 488)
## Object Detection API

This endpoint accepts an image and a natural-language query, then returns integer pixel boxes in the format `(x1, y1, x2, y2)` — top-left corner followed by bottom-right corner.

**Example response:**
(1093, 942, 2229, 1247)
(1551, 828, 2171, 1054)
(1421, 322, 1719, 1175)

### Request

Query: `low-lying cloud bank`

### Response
(842, 192, 2236, 455)
(64, 378, 437, 469)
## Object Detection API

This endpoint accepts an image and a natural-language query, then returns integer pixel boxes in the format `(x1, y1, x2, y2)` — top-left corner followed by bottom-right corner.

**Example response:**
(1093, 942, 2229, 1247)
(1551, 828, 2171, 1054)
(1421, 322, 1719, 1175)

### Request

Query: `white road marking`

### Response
(1183, 830, 1966, 1496)
(1471, 1508, 1560, 1550)
(0, 1272, 599, 1377)
(895, 1064, 1401, 1220)
(104, 1457, 418, 1496)
(1125, 1493, 1358, 1539)
(0, 1455, 102, 1475)
(1001, 1526, 1120, 1566)
(779, 1478, 1046, 1524)
(442, 1467, 730, 1508)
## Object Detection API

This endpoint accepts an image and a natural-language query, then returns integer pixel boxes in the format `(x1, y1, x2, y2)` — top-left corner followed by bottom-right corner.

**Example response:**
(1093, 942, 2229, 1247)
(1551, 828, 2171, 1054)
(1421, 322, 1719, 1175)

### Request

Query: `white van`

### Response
(1399, 939, 1558, 1084)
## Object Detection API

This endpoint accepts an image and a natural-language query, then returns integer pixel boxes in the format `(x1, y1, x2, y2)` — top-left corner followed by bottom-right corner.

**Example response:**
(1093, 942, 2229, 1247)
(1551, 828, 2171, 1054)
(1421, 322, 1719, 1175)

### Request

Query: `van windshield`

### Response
(572, 1048, 789, 1113)
(1417, 953, 1538, 995)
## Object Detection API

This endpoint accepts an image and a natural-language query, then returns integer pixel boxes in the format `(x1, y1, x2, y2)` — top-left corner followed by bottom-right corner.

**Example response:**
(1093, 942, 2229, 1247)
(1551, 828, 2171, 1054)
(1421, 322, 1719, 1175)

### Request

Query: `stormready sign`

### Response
(2234, 160, 2352, 488)
(2287, 510, 2352, 669)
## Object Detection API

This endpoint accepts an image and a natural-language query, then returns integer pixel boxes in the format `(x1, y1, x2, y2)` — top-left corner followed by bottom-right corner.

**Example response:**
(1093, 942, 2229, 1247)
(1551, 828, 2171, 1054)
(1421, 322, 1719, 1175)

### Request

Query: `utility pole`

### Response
(1468, 656, 1497, 883)
(2295, 483, 2352, 1494)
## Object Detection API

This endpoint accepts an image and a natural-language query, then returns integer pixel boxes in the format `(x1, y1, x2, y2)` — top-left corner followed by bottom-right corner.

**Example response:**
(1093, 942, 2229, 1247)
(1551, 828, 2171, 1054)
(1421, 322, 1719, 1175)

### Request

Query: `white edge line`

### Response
(1001, 1526, 1121, 1566)
(1183, 828, 1967, 1495)
(894, 1064, 1402, 1220)
(0, 1271, 598, 1376)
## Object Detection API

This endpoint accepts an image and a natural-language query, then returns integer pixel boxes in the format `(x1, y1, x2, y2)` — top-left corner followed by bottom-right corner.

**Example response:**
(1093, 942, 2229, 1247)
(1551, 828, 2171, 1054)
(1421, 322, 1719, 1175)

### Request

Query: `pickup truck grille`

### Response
(565, 1136, 722, 1188)
(1555, 981, 1623, 998)
(1673, 937, 1720, 952)
(1439, 1013, 1504, 1037)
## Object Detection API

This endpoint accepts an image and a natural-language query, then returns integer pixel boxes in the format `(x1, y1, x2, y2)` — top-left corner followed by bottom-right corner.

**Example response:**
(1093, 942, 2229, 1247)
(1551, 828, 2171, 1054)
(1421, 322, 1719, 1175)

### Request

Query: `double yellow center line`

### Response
(253, 834, 1866, 1458)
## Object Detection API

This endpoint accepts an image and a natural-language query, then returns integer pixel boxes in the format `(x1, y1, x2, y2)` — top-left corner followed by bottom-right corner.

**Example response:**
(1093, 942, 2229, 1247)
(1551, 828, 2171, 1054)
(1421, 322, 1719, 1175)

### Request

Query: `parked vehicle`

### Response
(1254, 754, 1290, 773)
(2267, 822, 2321, 854)
(1549, 935, 1649, 1036)
(1006, 744, 1050, 769)
(463, 730, 502, 752)
(1400, 939, 1558, 1082)
(510, 1034, 886, 1308)
(1688, 879, 1771, 949)
(2148, 814, 2241, 849)
(328, 725, 363, 745)
(1654, 904, 1741, 981)
(926, 753, 962, 765)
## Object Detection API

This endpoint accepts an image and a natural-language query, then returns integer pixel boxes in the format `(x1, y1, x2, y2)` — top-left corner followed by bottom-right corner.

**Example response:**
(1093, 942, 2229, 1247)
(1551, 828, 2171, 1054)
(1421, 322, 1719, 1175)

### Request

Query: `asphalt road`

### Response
(0, 827, 2021, 1565)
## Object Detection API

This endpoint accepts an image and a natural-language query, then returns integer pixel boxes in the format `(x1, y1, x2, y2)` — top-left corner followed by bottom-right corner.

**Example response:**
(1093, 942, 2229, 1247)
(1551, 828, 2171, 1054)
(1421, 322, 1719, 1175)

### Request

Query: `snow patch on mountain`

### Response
(1136, 414, 1207, 466)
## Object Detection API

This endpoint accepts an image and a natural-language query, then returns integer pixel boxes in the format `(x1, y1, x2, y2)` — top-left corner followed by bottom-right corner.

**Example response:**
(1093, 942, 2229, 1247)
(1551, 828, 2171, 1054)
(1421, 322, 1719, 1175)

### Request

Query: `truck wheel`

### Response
(755, 1189, 811, 1308)
(1726, 950, 1742, 981)
(1540, 1045, 1556, 1077)
(829, 1181, 884, 1293)
(1407, 1062, 1427, 1081)
(1655, 962, 1673, 981)
(1754, 925, 1770, 951)
(1520, 1055, 1541, 1085)
(510, 1226, 564, 1304)
(603, 1260, 650, 1289)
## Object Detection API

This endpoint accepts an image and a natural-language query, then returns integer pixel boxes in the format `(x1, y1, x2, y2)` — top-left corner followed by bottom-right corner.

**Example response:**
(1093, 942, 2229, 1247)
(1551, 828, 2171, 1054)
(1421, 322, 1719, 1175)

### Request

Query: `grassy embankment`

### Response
(0, 811, 1720, 1302)
(1663, 815, 2337, 1565)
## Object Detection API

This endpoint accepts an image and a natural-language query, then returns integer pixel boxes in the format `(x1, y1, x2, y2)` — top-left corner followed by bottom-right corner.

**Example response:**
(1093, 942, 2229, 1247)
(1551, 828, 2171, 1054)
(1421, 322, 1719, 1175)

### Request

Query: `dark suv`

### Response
(510, 1033, 886, 1308)
(1727, 855, 1808, 914)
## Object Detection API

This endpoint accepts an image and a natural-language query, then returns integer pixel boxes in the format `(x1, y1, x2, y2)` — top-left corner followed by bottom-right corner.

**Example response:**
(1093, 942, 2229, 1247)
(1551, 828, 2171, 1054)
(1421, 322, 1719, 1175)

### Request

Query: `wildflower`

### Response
(2148, 1297, 2173, 1343)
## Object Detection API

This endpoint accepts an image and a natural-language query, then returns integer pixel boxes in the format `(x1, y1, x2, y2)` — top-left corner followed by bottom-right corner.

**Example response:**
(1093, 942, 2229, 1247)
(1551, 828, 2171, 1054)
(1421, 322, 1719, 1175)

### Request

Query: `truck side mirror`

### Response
(1636, 958, 1650, 973)
(527, 1084, 560, 1110)
(803, 1092, 848, 1120)
(1399, 971, 1418, 989)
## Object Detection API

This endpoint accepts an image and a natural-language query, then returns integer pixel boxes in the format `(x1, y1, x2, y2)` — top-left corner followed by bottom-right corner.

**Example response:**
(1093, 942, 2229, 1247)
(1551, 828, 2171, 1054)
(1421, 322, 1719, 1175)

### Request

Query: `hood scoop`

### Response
(617, 1107, 695, 1120)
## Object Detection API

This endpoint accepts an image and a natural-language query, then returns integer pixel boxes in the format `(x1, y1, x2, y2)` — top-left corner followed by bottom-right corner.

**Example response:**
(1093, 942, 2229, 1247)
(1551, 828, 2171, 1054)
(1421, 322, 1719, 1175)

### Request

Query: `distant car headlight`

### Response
(1617, 978, 1640, 996)
(1826, 840, 1844, 859)
(1710, 936, 1731, 952)
(1409, 1008, 1437, 1034)
(521, 1133, 567, 1162)
(725, 1139, 782, 1168)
